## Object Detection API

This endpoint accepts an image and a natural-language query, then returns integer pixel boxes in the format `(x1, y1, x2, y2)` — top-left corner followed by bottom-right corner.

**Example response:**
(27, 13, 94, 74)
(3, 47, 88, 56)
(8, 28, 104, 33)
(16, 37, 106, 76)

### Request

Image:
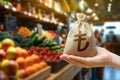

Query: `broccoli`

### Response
(14, 33, 25, 43)
(0, 31, 13, 41)
(20, 38, 33, 49)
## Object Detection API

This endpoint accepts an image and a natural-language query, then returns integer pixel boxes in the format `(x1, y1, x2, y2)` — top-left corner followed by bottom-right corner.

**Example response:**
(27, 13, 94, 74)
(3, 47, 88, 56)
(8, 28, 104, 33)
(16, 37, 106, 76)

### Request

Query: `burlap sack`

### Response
(63, 13, 97, 57)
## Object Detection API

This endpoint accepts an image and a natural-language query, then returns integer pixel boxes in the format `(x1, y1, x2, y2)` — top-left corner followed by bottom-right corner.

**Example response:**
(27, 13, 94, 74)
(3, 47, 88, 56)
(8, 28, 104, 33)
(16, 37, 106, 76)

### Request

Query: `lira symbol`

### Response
(74, 31, 89, 52)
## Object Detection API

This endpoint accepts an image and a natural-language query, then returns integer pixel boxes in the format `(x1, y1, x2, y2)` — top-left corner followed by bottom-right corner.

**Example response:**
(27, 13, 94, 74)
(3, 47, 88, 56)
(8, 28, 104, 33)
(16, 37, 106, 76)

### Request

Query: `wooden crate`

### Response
(25, 66, 51, 80)
(46, 59, 68, 73)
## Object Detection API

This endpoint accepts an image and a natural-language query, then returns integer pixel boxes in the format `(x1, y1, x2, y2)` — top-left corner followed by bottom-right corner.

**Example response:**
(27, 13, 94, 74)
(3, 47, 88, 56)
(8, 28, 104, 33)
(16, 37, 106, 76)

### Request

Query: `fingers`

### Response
(60, 55, 73, 64)
(60, 47, 110, 68)
(60, 54, 76, 64)
(68, 55, 92, 68)
(60, 54, 91, 68)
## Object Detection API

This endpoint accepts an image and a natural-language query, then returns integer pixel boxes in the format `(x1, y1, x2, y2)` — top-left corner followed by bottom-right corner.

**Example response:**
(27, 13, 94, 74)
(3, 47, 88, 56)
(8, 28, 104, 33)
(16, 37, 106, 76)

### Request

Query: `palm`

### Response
(60, 47, 112, 68)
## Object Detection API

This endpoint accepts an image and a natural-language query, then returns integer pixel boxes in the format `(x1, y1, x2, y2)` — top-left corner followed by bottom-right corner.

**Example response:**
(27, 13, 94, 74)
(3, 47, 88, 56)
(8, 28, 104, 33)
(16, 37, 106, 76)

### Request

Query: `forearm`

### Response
(110, 53, 120, 69)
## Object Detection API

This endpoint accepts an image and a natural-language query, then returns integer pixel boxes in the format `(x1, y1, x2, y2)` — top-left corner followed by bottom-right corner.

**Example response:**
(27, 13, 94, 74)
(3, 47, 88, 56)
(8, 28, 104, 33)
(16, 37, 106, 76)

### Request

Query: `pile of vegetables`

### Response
(0, 32, 33, 49)
(0, 31, 63, 52)
(0, 32, 13, 41)
(17, 26, 30, 38)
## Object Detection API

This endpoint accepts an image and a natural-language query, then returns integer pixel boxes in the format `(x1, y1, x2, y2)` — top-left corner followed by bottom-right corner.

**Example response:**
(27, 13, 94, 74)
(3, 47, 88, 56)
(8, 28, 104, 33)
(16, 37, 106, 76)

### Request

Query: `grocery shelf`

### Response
(26, 0, 68, 18)
(0, 5, 67, 27)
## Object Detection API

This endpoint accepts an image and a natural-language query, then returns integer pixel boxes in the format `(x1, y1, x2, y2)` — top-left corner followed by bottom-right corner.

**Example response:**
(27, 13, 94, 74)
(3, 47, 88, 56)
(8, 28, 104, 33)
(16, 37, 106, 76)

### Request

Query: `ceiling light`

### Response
(108, 3, 112, 7)
(94, 16, 99, 21)
(4, 5, 9, 9)
(86, 8, 93, 14)
(24, 11, 27, 15)
(12, 7, 16, 11)
(92, 13, 96, 17)
(94, 3, 99, 7)
(108, 6, 111, 12)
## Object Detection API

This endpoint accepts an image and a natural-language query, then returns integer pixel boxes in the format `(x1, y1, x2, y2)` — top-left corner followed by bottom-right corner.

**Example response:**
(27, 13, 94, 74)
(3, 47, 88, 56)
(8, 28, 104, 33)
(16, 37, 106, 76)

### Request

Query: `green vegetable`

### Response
(14, 33, 25, 43)
(48, 40, 58, 47)
(14, 40, 20, 47)
(0, 32, 13, 41)
(49, 45, 61, 50)
(38, 39, 48, 47)
(35, 36, 46, 46)
(32, 35, 39, 43)
(20, 38, 33, 49)
(29, 30, 37, 39)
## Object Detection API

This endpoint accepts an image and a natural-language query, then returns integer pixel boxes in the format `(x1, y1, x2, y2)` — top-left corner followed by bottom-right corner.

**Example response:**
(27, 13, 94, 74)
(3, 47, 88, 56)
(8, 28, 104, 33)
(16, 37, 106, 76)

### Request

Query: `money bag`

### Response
(63, 13, 97, 57)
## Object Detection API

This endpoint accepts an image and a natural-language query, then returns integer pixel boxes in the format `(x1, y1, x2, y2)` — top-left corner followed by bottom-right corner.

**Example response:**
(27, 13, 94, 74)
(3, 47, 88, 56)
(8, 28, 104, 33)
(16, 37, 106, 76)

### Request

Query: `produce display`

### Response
(0, 38, 48, 79)
(0, 30, 64, 51)
(28, 30, 64, 52)
(0, 0, 12, 8)
(28, 46, 61, 61)
(0, 28, 67, 78)
(42, 30, 57, 39)
(0, 0, 70, 79)
(17, 26, 31, 38)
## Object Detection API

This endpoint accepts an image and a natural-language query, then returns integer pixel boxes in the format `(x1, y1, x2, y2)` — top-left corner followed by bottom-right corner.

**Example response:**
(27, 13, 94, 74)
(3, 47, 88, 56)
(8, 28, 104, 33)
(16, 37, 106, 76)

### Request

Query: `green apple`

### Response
(6, 47, 17, 60)
(1, 59, 9, 67)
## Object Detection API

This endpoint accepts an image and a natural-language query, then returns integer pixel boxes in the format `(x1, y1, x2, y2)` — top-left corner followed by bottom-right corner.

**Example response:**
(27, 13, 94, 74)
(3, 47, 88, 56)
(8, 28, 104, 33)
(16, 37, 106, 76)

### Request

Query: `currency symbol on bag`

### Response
(74, 31, 89, 52)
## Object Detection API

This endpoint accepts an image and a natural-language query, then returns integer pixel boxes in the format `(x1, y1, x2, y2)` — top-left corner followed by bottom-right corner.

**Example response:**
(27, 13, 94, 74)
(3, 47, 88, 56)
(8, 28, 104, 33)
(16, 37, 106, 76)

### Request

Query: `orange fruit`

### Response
(39, 61, 48, 69)
(31, 54, 40, 64)
(16, 48, 28, 58)
(15, 47, 22, 57)
(37, 64, 44, 70)
(1, 38, 15, 51)
(25, 66, 36, 75)
(15, 57, 26, 69)
(25, 56, 33, 67)
(21, 49, 28, 58)
(33, 64, 39, 72)
(21, 49, 28, 57)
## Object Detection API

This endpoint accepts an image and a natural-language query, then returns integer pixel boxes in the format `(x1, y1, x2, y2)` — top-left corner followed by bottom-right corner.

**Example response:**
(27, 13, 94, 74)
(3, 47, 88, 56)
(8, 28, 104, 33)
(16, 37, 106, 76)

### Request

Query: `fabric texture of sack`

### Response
(63, 13, 97, 57)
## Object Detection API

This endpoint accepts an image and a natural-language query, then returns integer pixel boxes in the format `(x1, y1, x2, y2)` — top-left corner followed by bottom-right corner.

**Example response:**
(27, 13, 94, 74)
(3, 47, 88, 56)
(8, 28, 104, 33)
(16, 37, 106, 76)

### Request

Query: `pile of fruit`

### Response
(0, 38, 48, 79)
(17, 26, 31, 38)
(0, 30, 66, 75)
(42, 30, 57, 39)
(28, 46, 62, 61)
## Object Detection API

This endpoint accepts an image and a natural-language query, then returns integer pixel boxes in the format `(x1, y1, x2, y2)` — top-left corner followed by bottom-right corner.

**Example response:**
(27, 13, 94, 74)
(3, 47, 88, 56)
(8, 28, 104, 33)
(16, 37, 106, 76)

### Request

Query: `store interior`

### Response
(0, 0, 120, 80)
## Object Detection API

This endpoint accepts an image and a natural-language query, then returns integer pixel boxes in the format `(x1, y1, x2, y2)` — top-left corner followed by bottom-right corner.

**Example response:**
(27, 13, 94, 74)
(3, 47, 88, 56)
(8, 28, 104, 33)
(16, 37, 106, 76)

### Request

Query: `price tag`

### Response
(5, 14, 17, 32)
(37, 23, 43, 35)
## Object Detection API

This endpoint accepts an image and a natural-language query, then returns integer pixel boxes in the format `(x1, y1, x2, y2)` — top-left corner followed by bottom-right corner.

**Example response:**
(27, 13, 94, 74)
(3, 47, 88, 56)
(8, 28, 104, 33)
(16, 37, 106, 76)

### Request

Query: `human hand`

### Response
(60, 47, 112, 68)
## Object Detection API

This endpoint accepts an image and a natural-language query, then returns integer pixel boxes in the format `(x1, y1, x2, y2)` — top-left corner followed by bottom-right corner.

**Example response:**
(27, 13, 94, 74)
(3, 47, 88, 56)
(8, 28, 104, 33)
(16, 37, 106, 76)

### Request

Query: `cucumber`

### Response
(32, 36, 38, 42)
(29, 31, 37, 39)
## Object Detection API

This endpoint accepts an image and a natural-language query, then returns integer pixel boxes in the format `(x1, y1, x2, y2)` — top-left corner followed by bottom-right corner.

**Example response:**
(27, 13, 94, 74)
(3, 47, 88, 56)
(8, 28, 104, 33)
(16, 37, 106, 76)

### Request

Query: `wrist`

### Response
(108, 52, 114, 67)
(110, 52, 120, 69)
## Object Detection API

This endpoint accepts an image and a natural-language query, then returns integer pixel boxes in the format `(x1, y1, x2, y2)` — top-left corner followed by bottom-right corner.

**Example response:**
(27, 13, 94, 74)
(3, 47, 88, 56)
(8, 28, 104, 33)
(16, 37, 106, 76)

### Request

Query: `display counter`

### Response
(47, 64, 81, 80)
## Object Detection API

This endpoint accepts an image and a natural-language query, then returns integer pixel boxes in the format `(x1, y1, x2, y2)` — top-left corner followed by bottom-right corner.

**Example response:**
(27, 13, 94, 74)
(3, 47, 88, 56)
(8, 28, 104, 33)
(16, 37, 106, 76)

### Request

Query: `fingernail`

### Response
(62, 54, 68, 56)
(69, 55, 74, 58)
(60, 55, 66, 58)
